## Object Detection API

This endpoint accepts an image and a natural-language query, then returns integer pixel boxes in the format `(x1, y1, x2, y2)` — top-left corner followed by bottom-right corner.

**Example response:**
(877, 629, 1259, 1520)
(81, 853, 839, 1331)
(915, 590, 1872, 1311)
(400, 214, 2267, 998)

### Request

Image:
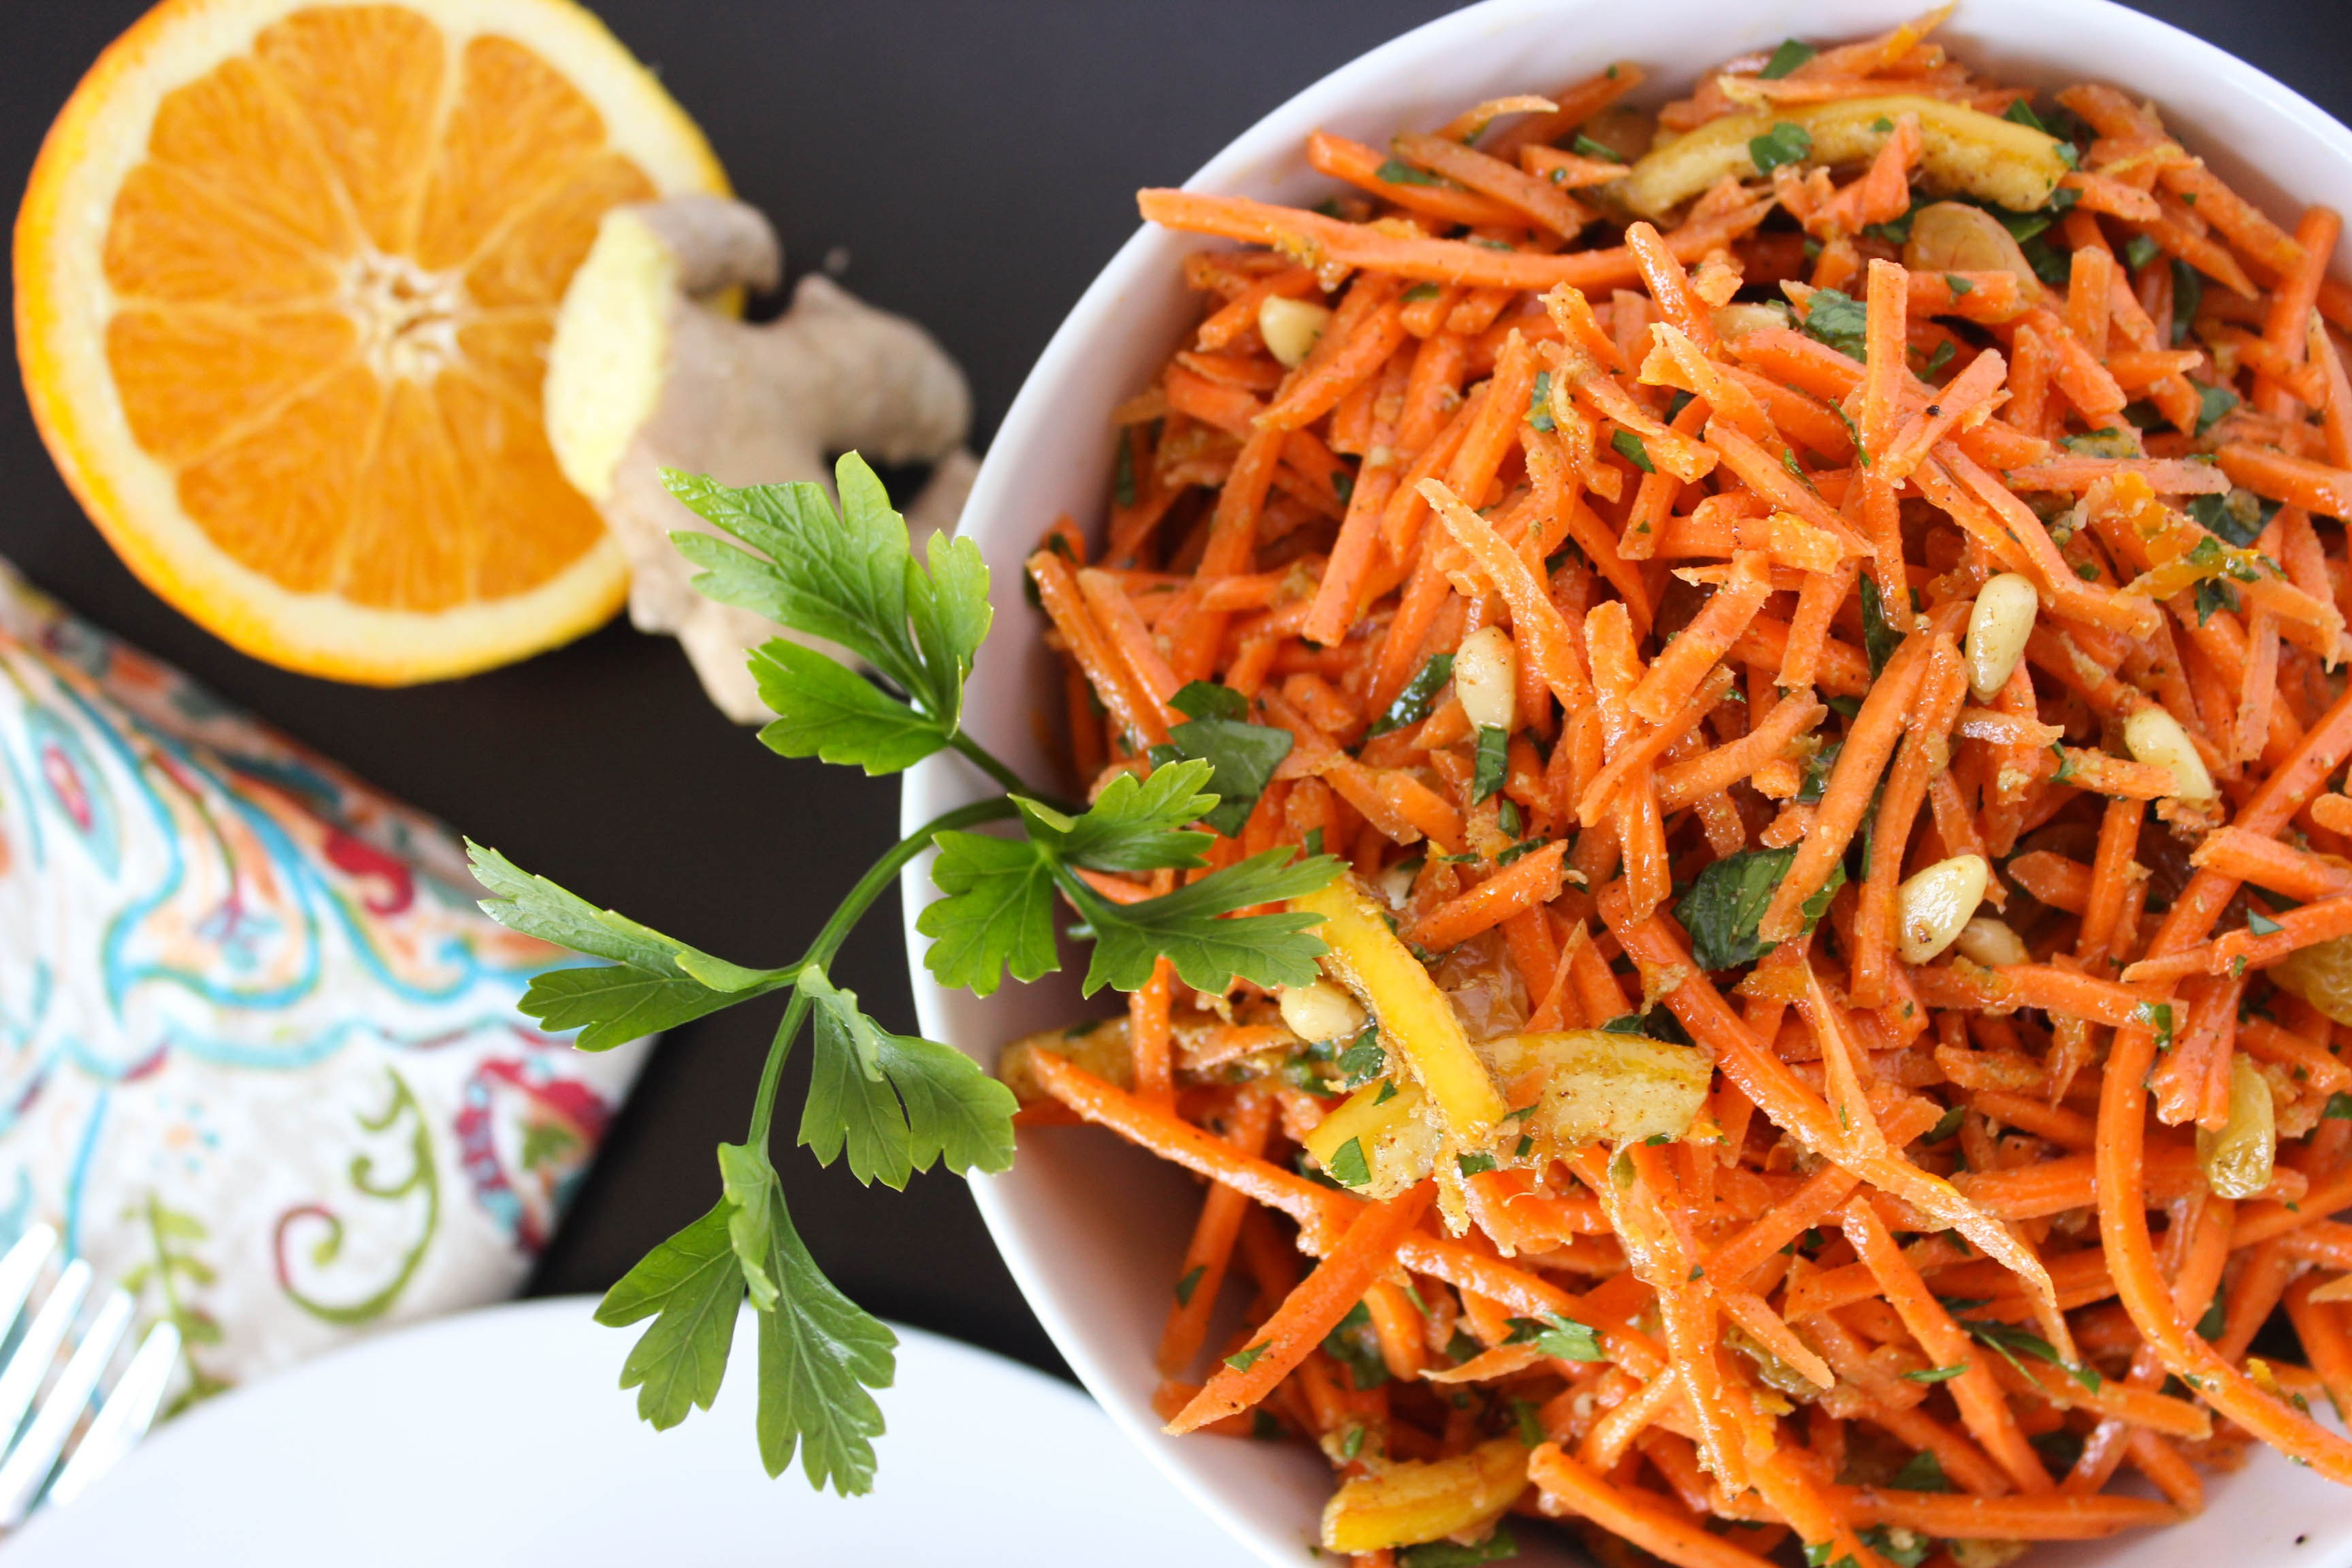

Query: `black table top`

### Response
(7, 0, 2351, 1383)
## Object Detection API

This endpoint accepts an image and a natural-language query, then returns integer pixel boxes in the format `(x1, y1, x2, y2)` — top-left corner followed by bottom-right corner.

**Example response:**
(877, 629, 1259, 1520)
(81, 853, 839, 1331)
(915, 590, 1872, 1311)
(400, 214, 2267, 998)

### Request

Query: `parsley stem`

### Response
(948, 730, 1059, 806)
(745, 794, 1019, 1144)
(747, 990, 815, 1151)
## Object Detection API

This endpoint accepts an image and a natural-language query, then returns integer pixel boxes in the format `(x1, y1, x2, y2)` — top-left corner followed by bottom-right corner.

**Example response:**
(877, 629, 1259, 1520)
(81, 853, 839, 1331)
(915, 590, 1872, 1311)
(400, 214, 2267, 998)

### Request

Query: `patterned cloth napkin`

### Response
(0, 560, 646, 1403)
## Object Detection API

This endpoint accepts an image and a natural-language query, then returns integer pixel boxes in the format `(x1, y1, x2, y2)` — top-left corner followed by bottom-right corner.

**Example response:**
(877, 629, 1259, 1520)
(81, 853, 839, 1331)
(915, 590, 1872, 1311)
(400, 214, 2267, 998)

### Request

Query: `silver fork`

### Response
(0, 1224, 181, 1526)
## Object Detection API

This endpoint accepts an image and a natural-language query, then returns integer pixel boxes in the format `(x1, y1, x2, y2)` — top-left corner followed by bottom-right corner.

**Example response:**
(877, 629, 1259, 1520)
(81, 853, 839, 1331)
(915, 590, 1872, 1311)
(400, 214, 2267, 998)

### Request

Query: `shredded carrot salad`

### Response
(999, 10, 2352, 1565)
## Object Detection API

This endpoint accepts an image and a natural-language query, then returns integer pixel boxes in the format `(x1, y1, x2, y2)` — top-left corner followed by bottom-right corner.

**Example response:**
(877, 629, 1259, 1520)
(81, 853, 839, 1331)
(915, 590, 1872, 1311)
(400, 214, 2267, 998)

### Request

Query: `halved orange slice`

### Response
(15, 0, 728, 681)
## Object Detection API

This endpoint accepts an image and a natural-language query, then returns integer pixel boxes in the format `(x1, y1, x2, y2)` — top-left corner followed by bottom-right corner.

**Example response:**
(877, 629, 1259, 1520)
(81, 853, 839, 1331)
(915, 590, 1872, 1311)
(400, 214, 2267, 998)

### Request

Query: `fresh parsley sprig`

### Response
(467, 455, 1339, 1493)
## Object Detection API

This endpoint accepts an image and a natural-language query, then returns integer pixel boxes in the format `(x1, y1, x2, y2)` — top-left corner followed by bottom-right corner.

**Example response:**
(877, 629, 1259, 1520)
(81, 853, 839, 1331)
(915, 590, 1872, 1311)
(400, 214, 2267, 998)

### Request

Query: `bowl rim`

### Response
(902, 3, 2352, 1563)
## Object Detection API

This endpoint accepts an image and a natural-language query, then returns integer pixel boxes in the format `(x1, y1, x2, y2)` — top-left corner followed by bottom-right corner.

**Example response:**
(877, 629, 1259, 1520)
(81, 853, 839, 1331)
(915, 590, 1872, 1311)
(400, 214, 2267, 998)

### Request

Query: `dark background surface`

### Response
(5, 0, 2352, 1382)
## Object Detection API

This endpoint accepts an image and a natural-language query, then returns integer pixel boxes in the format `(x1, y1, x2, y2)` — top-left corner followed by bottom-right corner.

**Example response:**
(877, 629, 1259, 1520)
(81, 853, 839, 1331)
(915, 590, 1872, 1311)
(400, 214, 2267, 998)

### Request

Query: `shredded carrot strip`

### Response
(1531, 1445, 1780, 1568)
(1758, 624, 1936, 940)
(1305, 131, 1522, 229)
(1168, 1183, 1435, 1433)
(1156, 1092, 1273, 1373)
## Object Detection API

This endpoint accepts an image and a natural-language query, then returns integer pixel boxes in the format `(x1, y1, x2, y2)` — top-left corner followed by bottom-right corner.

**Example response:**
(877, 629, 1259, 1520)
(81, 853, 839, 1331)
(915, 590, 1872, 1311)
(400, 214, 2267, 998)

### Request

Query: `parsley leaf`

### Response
(1070, 848, 1341, 994)
(2123, 232, 2161, 272)
(2248, 909, 2285, 936)
(1865, 206, 1915, 246)
(1338, 1025, 1387, 1087)
(1113, 436, 1138, 508)
(1799, 287, 1869, 361)
(1678, 847, 1842, 970)
(665, 455, 989, 742)
(2031, 1428, 2086, 1473)
(1760, 38, 1817, 78)
(1571, 133, 1621, 163)
(1957, 1316, 2101, 1390)
(1527, 370, 1556, 431)
(1749, 120, 1814, 174)
(1902, 1362, 1967, 1384)
(1400, 1530, 1518, 1567)
(1859, 574, 1906, 677)
(917, 830, 1060, 998)
(1799, 738, 1843, 804)
(1326, 1136, 1372, 1188)
(595, 1200, 745, 1429)
(2324, 1092, 2352, 1120)
(2189, 487, 2277, 548)
(2196, 382, 2241, 435)
(1891, 1448, 1952, 1492)
(2023, 232, 2072, 284)
(751, 1186, 897, 1492)
(1474, 725, 1510, 802)
(926, 762, 1338, 998)
(1015, 760, 1219, 870)
(798, 968, 1017, 1189)
(1368, 653, 1456, 738)
(2194, 576, 2240, 625)
(1612, 427, 1656, 473)
(1375, 156, 1441, 186)
(1323, 1301, 1391, 1390)
(1504, 1312, 1607, 1361)
(2171, 259, 2203, 345)
(749, 638, 952, 774)
(1169, 679, 1247, 721)
(1863, 1525, 1933, 1568)
(468, 842, 788, 1049)
(1164, 685, 1295, 836)
(596, 1181, 899, 1494)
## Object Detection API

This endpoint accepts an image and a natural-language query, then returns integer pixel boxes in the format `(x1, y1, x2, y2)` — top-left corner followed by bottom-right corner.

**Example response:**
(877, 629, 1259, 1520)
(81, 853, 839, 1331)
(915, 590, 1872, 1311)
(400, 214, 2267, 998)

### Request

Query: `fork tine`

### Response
(0, 1289, 132, 1526)
(46, 1319, 180, 1510)
(0, 1226, 59, 1348)
(0, 1259, 90, 1448)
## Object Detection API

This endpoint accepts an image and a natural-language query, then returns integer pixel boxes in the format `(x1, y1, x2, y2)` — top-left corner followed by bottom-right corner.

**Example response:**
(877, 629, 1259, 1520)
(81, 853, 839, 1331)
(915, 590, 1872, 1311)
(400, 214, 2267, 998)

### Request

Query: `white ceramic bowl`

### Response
(902, 3, 2352, 1563)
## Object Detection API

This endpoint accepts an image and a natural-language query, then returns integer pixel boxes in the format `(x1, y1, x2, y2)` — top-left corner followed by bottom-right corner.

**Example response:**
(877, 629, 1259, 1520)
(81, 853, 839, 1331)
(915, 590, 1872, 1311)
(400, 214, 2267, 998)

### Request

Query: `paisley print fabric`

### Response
(0, 561, 647, 1398)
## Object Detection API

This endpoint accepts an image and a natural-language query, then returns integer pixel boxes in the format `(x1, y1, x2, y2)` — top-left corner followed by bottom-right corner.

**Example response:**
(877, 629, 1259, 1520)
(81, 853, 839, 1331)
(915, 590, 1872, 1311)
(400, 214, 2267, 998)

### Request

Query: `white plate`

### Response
(1, 1298, 1255, 1566)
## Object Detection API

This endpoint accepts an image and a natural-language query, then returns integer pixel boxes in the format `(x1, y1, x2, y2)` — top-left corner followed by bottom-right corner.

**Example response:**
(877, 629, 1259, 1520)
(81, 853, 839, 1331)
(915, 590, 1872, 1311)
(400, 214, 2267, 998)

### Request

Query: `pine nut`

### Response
(2122, 705, 2217, 802)
(1279, 977, 1367, 1045)
(1965, 573, 2039, 700)
(1453, 625, 1518, 734)
(1258, 295, 1333, 368)
(2197, 1052, 2276, 1199)
(1953, 915, 2030, 968)
(1712, 303, 1790, 340)
(1897, 854, 1990, 964)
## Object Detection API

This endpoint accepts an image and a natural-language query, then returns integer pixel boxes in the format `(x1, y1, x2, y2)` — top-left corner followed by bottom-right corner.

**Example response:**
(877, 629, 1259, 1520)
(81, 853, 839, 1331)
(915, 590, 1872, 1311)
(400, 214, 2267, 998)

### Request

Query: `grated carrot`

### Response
(1011, 35, 2352, 1564)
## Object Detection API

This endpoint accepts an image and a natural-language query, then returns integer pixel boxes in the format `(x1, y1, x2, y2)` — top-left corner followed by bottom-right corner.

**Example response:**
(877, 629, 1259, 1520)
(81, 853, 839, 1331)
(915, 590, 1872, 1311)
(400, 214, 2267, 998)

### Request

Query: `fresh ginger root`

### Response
(544, 195, 974, 721)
